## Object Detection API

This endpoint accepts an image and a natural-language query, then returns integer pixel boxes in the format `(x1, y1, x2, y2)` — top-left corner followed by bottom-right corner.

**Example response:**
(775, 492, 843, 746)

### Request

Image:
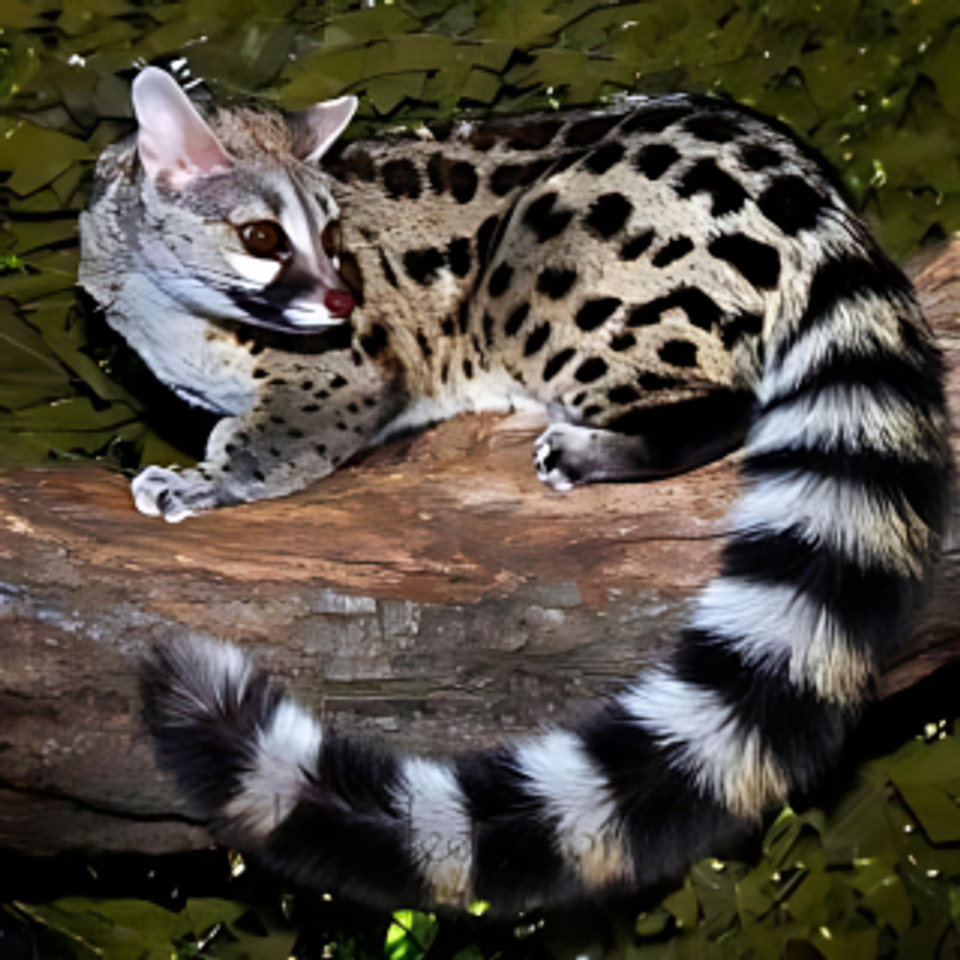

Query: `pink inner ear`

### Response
(133, 67, 231, 188)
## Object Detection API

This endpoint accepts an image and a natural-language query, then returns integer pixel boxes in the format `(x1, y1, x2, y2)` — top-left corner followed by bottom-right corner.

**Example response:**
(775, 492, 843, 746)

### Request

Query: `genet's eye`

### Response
(321, 220, 342, 259)
(238, 221, 290, 259)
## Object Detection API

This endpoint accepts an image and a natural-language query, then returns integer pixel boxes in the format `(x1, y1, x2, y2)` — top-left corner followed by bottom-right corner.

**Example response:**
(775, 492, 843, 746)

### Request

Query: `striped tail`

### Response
(141, 232, 952, 912)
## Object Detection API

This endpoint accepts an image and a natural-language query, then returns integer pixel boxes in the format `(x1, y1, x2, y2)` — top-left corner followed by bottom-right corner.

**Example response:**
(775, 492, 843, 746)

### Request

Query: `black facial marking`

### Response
(382, 159, 421, 200)
(504, 303, 530, 336)
(490, 160, 551, 197)
(684, 112, 746, 143)
(488, 262, 514, 297)
(403, 247, 445, 286)
(543, 348, 576, 382)
(565, 114, 620, 146)
(611, 332, 636, 352)
(359, 323, 389, 359)
(584, 193, 633, 239)
(708, 233, 781, 289)
(659, 339, 699, 367)
(523, 192, 575, 243)
(536, 266, 577, 300)
(634, 142, 680, 180)
(652, 236, 694, 268)
(608, 385, 640, 404)
(584, 141, 626, 175)
(575, 357, 608, 383)
(524, 322, 551, 357)
(676, 158, 748, 216)
(741, 143, 782, 170)
(628, 288, 722, 331)
(378, 248, 399, 288)
(621, 102, 692, 135)
(620, 230, 656, 261)
(758, 175, 828, 235)
(575, 297, 622, 332)
(448, 237, 472, 277)
(450, 161, 479, 204)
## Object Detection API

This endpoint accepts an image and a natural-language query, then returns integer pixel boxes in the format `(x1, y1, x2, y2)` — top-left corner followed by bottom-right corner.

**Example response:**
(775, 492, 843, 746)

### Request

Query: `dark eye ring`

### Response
(238, 221, 290, 259)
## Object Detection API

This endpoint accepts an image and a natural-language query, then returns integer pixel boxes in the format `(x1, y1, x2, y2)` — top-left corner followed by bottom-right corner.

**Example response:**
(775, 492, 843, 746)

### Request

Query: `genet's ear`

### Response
(289, 96, 358, 164)
(133, 67, 232, 189)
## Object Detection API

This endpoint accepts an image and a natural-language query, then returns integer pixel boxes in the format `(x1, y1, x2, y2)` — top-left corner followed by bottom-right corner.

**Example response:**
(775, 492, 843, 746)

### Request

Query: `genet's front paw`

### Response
(533, 424, 593, 491)
(131, 466, 213, 523)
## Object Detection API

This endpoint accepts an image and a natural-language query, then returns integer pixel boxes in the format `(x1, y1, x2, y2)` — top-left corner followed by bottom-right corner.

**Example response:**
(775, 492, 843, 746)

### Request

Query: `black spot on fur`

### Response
(440, 316, 455, 337)
(504, 303, 530, 337)
(575, 297, 622, 332)
(634, 142, 680, 180)
(523, 192, 575, 243)
(381, 159, 421, 199)
(639, 372, 678, 391)
(462, 357, 473, 378)
(676, 159, 748, 216)
(476, 215, 500, 269)
(758, 175, 828, 235)
(621, 102, 692, 134)
(450, 161, 479, 203)
(608, 385, 640, 404)
(524, 323, 551, 357)
(488, 262, 514, 297)
(507, 119, 563, 150)
(543, 348, 576, 382)
(611, 332, 637, 352)
(330, 375, 347, 389)
(403, 247, 445, 286)
(584, 193, 633, 239)
(426, 152, 447, 194)
(575, 357, 608, 383)
(482, 312, 495, 348)
(565, 114, 620, 146)
(359, 323, 388, 359)
(585, 141, 626, 174)
(457, 300, 470, 335)
(536, 266, 577, 299)
(378, 248, 399, 288)
(253, 368, 268, 379)
(741, 143, 782, 170)
(659, 339, 699, 367)
(652, 236, 694, 268)
(708, 233, 781, 288)
(620, 230, 656, 261)
(490, 160, 551, 196)
(721, 311, 764, 349)
(684, 112, 746, 143)
(628, 287, 722, 331)
(550, 148, 588, 174)
(448, 237, 472, 277)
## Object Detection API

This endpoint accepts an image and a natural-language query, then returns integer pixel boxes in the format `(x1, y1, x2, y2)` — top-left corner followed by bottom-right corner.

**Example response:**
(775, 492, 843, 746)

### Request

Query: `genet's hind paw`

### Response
(533, 424, 593, 491)
(131, 465, 217, 523)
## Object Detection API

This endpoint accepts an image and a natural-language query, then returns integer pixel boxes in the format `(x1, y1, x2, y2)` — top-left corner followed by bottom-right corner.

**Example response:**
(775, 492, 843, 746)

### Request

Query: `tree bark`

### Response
(1, 238, 959, 857)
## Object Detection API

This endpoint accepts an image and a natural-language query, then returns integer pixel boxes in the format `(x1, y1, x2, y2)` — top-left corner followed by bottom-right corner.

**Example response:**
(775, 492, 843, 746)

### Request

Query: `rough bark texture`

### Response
(1, 239, 959, 858)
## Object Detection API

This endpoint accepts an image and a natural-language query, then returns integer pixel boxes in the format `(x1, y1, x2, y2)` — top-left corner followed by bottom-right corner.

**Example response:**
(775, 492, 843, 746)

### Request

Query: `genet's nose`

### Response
(324, 289, 355, 319)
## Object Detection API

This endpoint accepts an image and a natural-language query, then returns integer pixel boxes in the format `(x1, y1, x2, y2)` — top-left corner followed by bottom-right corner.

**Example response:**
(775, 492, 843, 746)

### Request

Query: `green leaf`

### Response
(0, 122, 92, 197)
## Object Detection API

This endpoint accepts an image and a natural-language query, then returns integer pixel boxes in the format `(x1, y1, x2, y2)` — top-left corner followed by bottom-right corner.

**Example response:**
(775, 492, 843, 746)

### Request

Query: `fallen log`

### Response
(1, 238, 958, 857)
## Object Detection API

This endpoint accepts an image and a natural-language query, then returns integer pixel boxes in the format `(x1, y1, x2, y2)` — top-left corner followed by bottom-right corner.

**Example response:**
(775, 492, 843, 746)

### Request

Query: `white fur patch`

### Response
(398, 758, 473, 905)
(618, 670, 788, 818)
(691, 577, 873, 704)
(163, 637, 254, 724)
(224, 251, 283, 287)
(226, 699, 322, 837)
(733, 472, 929, 575)
(516, 731, 631, 889)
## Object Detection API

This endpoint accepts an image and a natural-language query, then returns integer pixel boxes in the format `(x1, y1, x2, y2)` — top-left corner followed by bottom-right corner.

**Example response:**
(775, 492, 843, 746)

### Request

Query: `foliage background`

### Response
(2, 0, 960, 957)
